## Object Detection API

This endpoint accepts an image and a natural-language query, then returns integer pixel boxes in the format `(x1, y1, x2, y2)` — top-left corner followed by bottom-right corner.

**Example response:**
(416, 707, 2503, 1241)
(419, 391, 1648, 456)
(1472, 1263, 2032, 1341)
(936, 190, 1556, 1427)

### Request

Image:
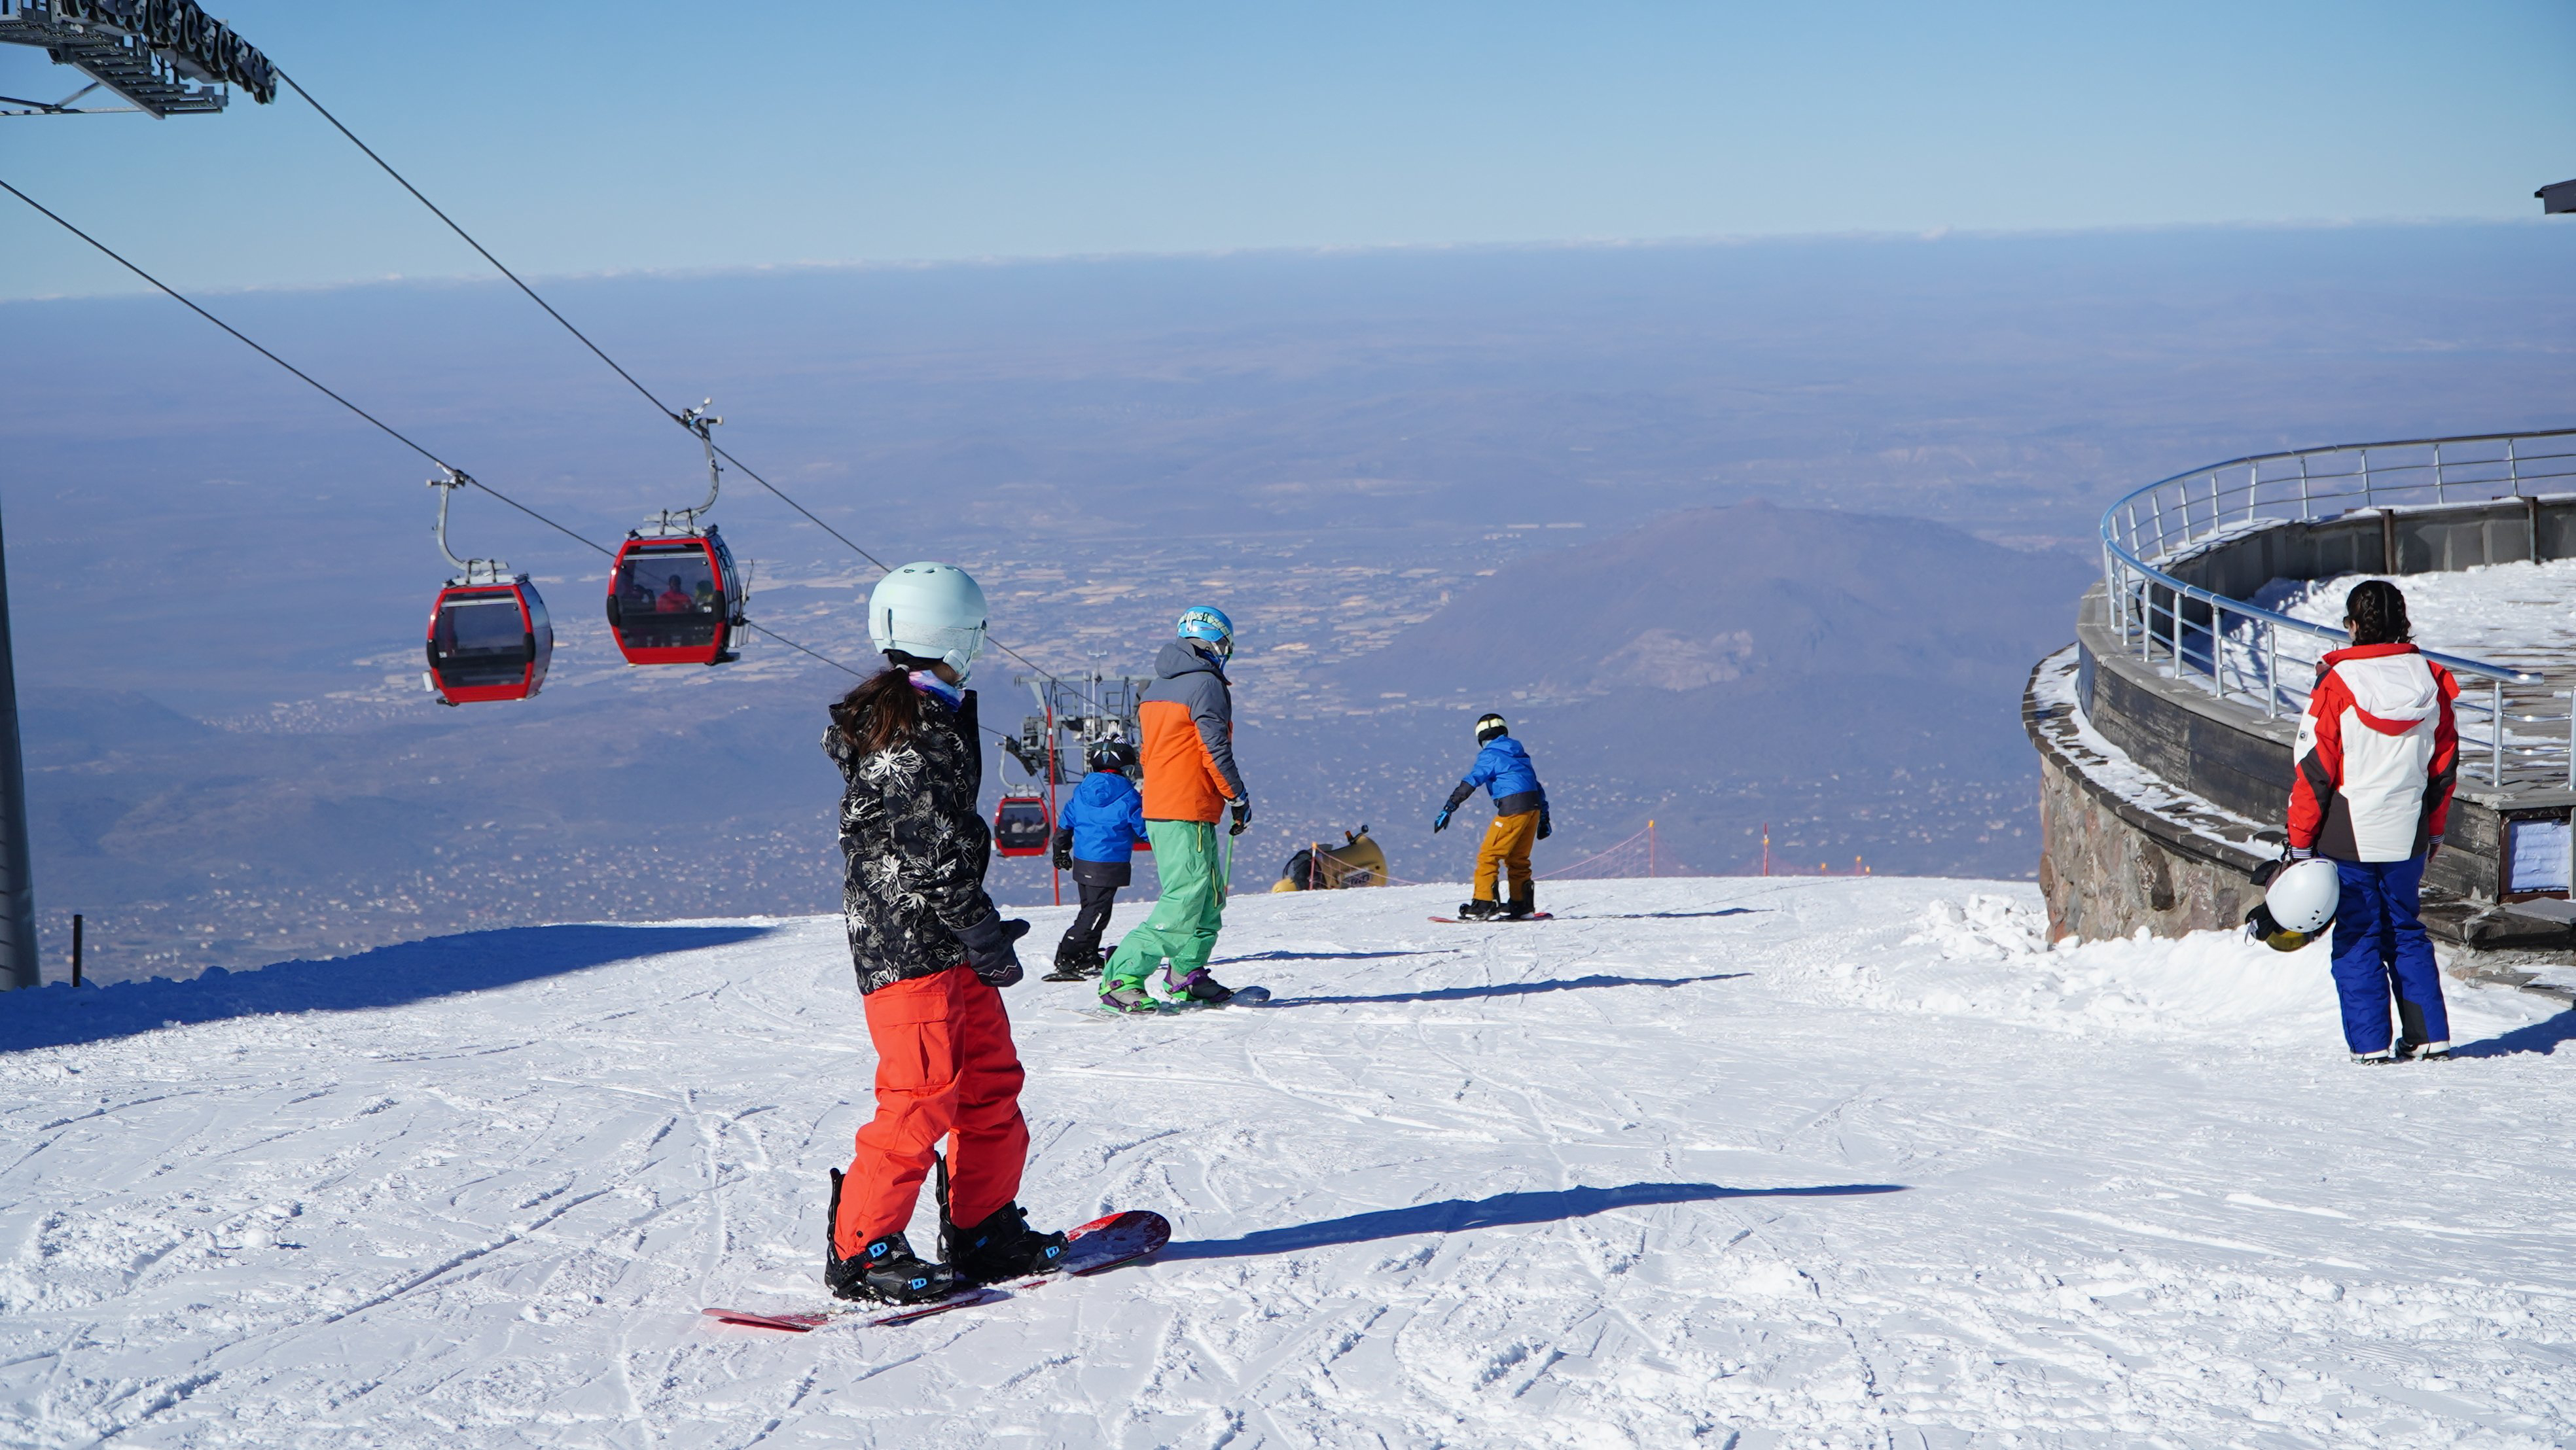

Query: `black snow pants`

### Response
(1059, 881, 1120, 961)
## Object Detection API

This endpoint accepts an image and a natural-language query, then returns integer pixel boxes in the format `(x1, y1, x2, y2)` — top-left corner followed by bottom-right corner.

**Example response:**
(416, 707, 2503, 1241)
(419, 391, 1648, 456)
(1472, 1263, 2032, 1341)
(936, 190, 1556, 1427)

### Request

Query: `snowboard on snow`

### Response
(1062, 984, 1273, 1019)
(1427, 913, 1554, 924)
(702, 1209, 1171, 1332)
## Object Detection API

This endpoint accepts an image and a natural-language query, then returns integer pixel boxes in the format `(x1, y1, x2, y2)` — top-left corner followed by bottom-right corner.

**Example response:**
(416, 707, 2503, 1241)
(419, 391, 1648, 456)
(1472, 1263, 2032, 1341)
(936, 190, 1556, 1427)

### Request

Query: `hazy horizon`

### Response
(5, 224, 2573, 980)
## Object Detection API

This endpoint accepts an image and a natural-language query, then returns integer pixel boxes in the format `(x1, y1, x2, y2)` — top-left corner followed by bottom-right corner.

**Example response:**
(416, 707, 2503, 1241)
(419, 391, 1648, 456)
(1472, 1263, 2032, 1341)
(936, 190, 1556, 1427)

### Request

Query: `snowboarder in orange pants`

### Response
(819, 562, 1067, 1305)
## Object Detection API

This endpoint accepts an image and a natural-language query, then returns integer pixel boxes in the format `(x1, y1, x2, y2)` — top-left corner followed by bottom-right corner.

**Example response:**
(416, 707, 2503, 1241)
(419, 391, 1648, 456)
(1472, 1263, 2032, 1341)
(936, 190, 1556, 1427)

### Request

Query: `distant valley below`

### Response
(6, 226, 2570, 980)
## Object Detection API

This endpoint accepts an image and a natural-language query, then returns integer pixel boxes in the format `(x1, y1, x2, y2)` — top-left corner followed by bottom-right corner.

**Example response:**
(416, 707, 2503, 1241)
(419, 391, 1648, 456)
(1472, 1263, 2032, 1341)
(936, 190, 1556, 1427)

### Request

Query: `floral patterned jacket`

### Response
(823, 685, 996, 995)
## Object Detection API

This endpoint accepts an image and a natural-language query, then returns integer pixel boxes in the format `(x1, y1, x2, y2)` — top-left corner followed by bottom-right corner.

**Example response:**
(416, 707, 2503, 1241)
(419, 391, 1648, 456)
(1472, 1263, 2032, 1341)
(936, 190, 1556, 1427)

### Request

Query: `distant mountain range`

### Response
(1341, 501, 2082, 702)
(1270, 502, 2094, 887)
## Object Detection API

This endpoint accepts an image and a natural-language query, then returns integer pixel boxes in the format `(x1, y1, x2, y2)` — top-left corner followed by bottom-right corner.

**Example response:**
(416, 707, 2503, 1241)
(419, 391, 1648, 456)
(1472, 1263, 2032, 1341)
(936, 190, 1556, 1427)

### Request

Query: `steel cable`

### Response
(276, 73, 1069, 686)
(0, 173, 895, 687)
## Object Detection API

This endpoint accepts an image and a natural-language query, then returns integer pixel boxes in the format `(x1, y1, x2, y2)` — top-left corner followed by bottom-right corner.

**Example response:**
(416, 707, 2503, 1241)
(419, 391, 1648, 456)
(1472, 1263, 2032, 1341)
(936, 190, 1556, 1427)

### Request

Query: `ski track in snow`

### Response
(3, 879, 2574, 1447)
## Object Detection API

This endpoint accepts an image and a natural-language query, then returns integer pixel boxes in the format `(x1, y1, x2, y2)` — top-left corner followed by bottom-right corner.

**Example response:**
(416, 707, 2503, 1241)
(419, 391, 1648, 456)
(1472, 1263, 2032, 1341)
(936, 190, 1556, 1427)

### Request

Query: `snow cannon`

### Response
(2245, 857, 2340, 952)
(1273, 827, 1389, 891)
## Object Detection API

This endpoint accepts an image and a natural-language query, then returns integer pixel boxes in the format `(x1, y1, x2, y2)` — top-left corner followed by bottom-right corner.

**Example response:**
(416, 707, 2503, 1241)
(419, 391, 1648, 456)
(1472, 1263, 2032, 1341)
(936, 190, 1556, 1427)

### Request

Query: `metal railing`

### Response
(2098, 428, 2576, 792)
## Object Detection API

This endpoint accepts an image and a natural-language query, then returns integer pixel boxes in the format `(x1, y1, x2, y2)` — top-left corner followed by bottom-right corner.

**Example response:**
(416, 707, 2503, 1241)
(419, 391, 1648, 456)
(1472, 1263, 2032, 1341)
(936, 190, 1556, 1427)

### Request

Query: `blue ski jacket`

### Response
(1057, 769, 1149, 862)
(1455, 736, 1546, 816)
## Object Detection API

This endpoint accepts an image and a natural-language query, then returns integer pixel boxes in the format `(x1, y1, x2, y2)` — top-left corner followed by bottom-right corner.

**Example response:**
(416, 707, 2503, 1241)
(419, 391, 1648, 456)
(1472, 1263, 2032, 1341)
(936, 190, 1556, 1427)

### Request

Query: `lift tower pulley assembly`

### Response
(0, 0, 276, 116)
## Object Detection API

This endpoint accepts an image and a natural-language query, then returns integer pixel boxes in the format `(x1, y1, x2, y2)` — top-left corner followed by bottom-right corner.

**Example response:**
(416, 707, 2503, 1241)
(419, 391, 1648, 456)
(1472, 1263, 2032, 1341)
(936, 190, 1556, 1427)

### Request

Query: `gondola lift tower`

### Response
(0, 0, 277, 988)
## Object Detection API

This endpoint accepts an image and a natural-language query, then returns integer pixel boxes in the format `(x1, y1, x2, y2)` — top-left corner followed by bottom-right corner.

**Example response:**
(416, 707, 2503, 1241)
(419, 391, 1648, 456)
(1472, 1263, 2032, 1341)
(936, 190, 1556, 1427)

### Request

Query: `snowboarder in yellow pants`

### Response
(1474, 808, 1541, 908)
(1434, 712, 1551, 920)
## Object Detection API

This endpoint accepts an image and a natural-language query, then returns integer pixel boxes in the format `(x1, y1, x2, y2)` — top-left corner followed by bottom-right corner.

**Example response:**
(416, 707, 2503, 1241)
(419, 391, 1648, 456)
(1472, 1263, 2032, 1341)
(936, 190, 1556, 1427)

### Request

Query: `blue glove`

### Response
(1433, 807, 1454, 833)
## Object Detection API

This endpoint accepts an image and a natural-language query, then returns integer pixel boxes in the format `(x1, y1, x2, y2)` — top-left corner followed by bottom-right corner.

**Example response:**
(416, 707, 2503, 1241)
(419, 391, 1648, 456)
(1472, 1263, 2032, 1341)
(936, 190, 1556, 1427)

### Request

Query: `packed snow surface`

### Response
(5, 879, 2575, 1448)
(2259, 557, 2576, 677)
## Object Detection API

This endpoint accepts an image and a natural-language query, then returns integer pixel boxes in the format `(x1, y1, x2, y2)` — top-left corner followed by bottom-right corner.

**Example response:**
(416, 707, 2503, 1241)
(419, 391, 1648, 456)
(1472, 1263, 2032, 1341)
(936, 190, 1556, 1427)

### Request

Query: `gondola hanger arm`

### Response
(645, 400, 724, 535)
(429, 469, 509, 586)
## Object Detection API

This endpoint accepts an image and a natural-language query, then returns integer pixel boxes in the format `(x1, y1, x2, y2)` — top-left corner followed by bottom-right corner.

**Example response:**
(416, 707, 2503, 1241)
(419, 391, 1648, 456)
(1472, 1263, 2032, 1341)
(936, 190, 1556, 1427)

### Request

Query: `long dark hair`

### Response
(2345, 580, 2411, 646)
(833, 658, 929, 756)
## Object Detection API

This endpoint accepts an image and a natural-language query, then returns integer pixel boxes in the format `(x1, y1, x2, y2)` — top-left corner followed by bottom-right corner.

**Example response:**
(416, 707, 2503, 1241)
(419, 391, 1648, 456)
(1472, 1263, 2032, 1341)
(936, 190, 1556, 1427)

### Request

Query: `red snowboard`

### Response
(703, 1208, 1170, 1332)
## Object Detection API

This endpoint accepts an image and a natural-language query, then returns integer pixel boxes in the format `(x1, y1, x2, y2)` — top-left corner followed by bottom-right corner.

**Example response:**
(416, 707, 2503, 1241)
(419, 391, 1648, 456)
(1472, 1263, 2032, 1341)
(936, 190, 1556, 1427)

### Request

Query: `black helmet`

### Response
(1087, 740, 1133, 773)
(1474, 713, 1509, 746)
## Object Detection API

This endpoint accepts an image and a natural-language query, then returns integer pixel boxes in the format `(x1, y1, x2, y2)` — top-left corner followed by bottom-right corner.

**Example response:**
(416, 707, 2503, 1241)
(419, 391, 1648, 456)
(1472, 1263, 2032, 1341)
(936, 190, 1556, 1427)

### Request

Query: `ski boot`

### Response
(2352, 1051, 2399, 1067)
(2396, 1038, 2454, 1062)
(1456, 898, 1502, 921)
(1165, 966, 1236, 1005)
(824, 1169, 961, 1303)
(1098, 977, 1165, 1014)
(942, 1200, 1069, 1286)
(1502, 890, 1537, 921)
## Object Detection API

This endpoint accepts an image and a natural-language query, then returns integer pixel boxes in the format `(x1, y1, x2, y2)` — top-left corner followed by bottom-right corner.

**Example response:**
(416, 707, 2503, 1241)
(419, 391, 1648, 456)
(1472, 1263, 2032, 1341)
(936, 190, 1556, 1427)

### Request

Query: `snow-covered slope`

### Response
(4, 879, 2573, 1448)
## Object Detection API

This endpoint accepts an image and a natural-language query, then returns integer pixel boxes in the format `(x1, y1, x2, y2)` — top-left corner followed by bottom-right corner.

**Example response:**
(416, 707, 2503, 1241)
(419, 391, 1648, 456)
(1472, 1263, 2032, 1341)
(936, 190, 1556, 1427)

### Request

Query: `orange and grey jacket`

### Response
(1137, 639, 1246, 822)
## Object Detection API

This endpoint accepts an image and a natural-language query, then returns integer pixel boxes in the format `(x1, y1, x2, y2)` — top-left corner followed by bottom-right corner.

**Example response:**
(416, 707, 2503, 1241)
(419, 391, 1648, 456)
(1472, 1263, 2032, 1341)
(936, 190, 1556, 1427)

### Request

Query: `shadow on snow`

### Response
(1262, 971, 1747, 1008)
(0, 923, 775, 1053)
(1566, 908, 1764, 921)
(1217, 949, 1459, 964)
(1161, 1180, 1907, 1262)
(2456, 1006, 2576, 1058)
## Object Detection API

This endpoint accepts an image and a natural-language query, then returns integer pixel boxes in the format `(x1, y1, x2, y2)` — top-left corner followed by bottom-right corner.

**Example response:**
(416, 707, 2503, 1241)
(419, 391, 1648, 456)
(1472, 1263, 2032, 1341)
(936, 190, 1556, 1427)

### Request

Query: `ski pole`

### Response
(1220, 828, 1234, 904)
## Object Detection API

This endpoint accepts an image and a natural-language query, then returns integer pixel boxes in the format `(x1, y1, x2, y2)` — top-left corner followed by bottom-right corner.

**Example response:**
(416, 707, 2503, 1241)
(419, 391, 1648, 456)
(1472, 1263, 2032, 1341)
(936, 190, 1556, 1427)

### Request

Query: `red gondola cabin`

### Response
(606, 528, 743, 666)
(424, 578, 552, 705)
(993, 796, 1051, 858)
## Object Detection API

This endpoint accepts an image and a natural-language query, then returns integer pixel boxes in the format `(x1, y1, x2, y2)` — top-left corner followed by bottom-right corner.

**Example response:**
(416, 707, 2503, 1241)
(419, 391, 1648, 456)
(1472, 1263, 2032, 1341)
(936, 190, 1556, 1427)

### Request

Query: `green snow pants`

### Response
(1103, 819, 1227, 987)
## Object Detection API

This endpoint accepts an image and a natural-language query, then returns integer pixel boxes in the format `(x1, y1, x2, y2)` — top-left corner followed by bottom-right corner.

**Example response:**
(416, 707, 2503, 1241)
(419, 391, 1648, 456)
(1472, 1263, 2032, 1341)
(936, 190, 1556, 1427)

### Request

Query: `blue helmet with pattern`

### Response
(1175, 605, 1234, 662)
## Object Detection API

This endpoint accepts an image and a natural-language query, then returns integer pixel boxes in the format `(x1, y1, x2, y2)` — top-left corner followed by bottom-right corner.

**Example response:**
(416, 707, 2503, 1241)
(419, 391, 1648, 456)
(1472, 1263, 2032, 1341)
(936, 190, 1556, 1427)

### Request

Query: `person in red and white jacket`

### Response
(2284, 580, 2459, 1063)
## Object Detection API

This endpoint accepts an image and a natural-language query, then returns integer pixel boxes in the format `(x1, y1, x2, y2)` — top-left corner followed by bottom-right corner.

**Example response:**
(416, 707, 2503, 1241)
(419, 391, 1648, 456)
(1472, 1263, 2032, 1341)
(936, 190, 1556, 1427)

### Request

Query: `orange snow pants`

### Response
(1473, 809, 1540, 902)
(833, 964, 1030, 1256)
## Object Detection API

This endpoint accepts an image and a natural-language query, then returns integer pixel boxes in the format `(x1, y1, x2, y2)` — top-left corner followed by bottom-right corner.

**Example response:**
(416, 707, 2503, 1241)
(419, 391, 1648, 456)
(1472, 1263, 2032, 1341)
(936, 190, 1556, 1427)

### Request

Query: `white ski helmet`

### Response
(2247, 858, 2340, 951)
(868, 562, 988, 682)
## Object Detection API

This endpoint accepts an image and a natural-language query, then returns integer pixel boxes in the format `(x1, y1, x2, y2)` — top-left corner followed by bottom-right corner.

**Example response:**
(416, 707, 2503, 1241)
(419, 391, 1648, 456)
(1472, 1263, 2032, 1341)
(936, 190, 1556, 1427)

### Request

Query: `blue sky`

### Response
(3, 1, 2572, 300)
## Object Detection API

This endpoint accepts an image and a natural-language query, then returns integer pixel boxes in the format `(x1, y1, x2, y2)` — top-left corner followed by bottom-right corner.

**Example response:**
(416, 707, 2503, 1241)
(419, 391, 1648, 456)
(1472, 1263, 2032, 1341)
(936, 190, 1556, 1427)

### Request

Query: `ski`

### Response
(702, 1208, 1171, 1333)
(1427, 913, 1554, 924)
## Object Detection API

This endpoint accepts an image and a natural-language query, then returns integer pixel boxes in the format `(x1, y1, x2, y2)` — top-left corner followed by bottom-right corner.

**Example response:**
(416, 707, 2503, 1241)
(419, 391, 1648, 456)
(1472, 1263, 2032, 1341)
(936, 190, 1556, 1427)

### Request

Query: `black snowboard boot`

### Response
(1456, 898, 1502, 921)
(825, 1169, 962, 1303)
(1043, 938, 1100, 982)
(942, 1201, 1070, 1286)
(1503, 889, 1537, 920)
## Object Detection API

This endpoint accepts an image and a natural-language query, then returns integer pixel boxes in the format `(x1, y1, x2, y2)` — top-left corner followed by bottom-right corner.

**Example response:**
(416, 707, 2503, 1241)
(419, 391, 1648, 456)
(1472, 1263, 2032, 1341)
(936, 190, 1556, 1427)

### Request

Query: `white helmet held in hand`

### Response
(2247, 857, 2340, 951)
(869, 562, 988, 682)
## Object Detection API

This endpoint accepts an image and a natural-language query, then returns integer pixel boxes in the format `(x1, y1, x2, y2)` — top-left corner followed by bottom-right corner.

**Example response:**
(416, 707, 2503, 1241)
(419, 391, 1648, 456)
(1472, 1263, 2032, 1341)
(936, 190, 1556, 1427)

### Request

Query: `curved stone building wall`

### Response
(2033, 495, 2576, 958)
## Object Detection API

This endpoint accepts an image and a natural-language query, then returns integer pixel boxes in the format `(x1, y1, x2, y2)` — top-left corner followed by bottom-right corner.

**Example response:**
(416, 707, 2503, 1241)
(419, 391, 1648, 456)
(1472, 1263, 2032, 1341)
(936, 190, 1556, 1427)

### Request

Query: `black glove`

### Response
(1230, 798, 1253, 836)
(1537, 809, 1552, 841)
(1051, 828, 1073, 874)
(956, 913, 1030, 987)
(2251, 843, 2311, 889)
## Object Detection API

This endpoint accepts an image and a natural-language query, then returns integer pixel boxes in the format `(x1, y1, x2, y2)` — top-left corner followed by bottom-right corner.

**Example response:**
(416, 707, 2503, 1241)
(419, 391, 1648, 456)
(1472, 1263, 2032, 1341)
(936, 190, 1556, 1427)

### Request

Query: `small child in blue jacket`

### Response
(1046, 741, 1150, 980)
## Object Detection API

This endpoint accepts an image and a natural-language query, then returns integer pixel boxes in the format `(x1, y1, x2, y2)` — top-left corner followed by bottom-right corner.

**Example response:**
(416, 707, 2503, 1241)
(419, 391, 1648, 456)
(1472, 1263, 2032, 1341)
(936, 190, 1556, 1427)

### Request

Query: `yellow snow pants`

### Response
(1473, 810, 1539, 902)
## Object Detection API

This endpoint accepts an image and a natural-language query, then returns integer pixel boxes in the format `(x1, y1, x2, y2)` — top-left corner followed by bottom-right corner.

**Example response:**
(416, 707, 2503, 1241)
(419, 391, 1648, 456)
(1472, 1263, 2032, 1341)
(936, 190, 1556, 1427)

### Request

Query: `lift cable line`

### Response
(272, 71, 1068, 688)
(276, 71, 683, 430)
(0, 173, 890, 690)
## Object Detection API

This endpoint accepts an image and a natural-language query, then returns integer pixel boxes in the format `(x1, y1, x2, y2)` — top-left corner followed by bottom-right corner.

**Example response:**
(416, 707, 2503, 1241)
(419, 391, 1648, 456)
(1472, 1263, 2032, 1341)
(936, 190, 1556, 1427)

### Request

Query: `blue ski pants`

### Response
(2328, 856, 2450, 1054)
